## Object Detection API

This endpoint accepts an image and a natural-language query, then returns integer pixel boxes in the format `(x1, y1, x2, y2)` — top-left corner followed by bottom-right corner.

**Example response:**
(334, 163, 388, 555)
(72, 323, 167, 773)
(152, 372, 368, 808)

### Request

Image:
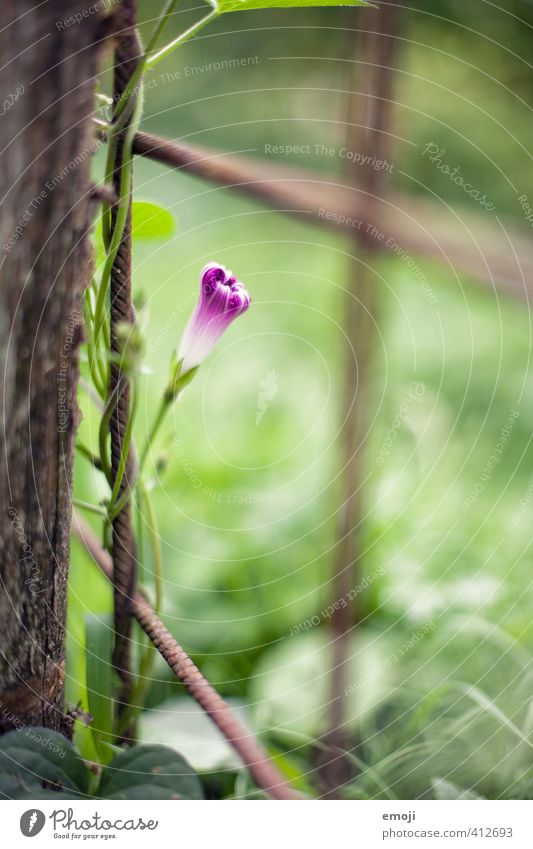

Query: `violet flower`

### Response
(141, 263, 250, 473)
(177, 262, 251, 377)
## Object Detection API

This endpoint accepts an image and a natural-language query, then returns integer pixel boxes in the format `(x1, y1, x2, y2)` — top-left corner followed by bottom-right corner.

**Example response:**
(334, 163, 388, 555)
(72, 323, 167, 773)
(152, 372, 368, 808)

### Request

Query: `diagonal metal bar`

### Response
(132, 130, 533, 301)
(72, 511, 300, 800)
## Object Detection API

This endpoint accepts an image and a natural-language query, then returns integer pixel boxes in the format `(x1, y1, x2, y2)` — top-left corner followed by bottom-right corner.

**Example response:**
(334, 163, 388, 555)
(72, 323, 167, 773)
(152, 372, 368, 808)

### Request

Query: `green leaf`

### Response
(0, 776, 71, 800)
(214, 0, 370, 12)
(0, 728, 90, 799)
(85, 614, 116, 763)
(131, 201, 176, 241)
(459, 684, 533, 748)
(99, 744, 204, 799)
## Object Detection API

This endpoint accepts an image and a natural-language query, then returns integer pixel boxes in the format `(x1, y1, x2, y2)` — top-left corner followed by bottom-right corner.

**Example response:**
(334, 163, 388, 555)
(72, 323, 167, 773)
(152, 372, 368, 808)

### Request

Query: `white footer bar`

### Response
(4, 799, 533, 848)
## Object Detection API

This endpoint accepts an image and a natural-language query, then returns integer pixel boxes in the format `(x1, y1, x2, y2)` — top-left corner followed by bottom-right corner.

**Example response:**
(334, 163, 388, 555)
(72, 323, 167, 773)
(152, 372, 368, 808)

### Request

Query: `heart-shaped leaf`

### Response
(0, 728, 90, 799)
(99, 744, 204, 799)
(0, 775, 72, 800)
(131, 201, 176, 241)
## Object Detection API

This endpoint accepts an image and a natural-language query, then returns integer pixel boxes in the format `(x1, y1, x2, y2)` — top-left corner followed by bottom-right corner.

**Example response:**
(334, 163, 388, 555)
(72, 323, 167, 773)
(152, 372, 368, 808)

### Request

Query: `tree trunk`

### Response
(0, 1, 103, 735)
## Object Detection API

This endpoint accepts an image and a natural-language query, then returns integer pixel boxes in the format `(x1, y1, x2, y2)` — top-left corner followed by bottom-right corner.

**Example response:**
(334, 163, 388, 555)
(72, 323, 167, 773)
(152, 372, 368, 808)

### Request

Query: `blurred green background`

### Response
(69, 1, 533, 799)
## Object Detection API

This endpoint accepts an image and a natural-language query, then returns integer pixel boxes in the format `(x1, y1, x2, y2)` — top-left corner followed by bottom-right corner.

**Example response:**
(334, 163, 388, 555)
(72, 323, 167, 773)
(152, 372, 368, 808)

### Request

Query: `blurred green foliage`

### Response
(67, 3, 533, 798)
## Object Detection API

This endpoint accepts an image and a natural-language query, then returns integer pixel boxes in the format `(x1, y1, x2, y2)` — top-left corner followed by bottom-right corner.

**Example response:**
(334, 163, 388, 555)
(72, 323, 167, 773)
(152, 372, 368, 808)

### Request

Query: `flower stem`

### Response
(73, 498, 107, 517)
(138, 479, 163, 614)
(112, 0, 182, 127)
(76, 442, 104, 471)
(98, 383, 120, 484)
(139, 391, 172, 474)
(94, 114, 138, 374)
(107, 378, 138, 517)
(113, 479, 163, 738)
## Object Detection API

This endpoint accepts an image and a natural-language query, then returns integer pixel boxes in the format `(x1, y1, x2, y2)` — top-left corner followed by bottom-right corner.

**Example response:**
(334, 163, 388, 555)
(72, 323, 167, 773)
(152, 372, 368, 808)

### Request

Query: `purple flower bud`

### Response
(177, 262, 251, 375)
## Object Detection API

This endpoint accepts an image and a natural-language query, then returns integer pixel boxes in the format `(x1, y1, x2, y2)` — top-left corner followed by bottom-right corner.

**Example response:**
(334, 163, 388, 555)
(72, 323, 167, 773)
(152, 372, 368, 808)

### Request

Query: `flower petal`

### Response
(177, 262, 251, 374)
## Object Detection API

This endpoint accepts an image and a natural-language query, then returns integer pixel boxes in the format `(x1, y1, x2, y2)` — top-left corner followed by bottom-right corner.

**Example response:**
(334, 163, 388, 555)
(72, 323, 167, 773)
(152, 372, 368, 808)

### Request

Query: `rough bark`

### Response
(0, 1, 103, 734)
